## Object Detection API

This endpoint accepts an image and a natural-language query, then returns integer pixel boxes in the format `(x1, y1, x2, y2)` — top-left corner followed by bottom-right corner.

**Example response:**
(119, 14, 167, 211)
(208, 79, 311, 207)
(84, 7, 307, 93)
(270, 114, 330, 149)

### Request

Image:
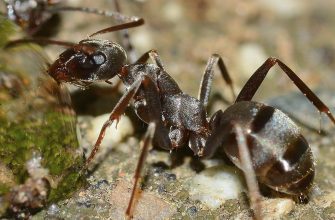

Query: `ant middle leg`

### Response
(125, 122, 156, 218)
(84, 74, 171, 216)
(134, 50, 165, 70)
(202, 120, 262, 219)
(85, 74, 171, 167)
(198, 54, 236, 109)
(235, 58, 335, 124)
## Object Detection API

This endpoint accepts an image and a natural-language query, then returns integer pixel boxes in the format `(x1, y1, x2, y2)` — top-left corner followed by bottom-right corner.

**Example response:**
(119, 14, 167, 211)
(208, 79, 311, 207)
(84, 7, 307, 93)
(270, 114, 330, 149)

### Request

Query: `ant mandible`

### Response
(7, 13, 335, 220)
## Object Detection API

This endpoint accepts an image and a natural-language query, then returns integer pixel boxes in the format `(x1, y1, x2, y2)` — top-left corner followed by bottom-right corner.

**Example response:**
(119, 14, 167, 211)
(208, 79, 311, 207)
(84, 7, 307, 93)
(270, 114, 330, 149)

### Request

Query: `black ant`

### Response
(6, 16, 335, 220)
(3, 0, 60, 36)
(2, 0, 137, 51)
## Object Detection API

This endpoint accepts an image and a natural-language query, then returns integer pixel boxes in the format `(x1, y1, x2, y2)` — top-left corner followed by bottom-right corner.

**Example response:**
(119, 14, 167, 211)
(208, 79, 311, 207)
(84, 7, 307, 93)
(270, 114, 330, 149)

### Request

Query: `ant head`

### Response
(48, 39, 127, 85)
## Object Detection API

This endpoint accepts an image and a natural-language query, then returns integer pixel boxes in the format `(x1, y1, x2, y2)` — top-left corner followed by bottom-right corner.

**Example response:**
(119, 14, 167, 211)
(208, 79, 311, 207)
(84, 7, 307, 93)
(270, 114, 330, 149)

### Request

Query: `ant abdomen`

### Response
(220, 101, 315, 197)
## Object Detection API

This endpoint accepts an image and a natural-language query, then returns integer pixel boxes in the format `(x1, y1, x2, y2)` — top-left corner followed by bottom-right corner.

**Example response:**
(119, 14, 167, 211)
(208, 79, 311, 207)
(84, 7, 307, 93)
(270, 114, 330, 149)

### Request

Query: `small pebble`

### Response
(164, 173, 177, 181)
(45, 204, 63, 220)
(86, 114, 133, 149)
(187, 206, 197, 216)
(153, 166, 164, 176)
(157, 185, 167, 194)
(262, 198, 295, 219)
(96, 179, 109, 188)
(76, 199, 93, 208)
(188, 165, 244, 209)
(257, 0, 304, 17)
(162, 1, 183, 23)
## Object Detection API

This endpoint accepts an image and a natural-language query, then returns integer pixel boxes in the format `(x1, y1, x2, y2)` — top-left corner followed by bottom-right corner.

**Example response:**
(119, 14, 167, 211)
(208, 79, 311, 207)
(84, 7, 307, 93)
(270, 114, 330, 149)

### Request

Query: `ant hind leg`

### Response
(234, 124, 262, 220)
(235, 58, 335, 124)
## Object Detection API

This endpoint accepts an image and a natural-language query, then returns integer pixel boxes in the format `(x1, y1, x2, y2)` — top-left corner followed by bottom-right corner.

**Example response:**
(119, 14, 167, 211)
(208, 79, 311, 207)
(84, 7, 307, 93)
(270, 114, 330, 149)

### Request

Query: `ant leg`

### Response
(132, 71, 171, 149)
(235, 58, 335, 124)
(234, 124, 262, 220)
(203, 119, 262, 219)
(85, 74, 170, 167)
(198, 54, 236, 108)
(84, 77, 143, 167)
(134, 50, 165, 70)
(46, 5, 144, 37)
(113, 0, 137, 63)
(125, 122, 156, 218)
(134, 50, 152, 64)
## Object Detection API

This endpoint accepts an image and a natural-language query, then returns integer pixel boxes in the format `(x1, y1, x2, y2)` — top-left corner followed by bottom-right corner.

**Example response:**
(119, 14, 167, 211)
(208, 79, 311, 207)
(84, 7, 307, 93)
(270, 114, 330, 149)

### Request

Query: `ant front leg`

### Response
(85, 73, 171, 164)
(235, 58, 335, 124)
(198, 54, 236, 109)
(84, 77, 144, 167)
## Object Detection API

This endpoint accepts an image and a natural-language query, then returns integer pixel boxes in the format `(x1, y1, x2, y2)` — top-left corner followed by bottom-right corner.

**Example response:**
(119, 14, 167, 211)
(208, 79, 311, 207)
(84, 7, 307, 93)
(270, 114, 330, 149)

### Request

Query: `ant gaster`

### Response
(7, 15, 335, 220)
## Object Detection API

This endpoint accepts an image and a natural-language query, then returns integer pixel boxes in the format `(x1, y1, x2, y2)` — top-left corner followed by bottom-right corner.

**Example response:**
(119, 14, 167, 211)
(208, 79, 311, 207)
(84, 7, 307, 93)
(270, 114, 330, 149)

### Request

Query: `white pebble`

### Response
(257, 0, 305, 17)
(262, 198, 295, 219)
(188, 165, 244, 209)
(87, 114, 134, 149)
(162, 1, 183, 23)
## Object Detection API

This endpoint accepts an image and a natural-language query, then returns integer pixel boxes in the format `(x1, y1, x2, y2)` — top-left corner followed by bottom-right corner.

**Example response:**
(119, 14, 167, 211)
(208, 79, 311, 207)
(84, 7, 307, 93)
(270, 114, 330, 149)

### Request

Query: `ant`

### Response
(3, 0, 61, 36)
(2, 0, 136, 52)
(2, 0, 106, 34)
(6, 14, 335, 220)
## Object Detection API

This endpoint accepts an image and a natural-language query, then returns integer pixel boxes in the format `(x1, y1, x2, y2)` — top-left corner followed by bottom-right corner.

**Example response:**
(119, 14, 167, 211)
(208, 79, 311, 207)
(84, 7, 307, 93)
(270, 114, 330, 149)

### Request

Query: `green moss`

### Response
(48, 171, 86, 203)
(0, 110, 81, 179)
(0, 105, 85, 203)
(0, 16, 16, 48)
(0, 183, 10, 195)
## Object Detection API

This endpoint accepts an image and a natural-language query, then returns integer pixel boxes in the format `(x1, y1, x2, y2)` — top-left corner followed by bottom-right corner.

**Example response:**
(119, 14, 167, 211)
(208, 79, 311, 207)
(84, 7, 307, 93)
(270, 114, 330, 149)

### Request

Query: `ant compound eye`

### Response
(91, 52, 106, 65)
(80, 56, 95, 69)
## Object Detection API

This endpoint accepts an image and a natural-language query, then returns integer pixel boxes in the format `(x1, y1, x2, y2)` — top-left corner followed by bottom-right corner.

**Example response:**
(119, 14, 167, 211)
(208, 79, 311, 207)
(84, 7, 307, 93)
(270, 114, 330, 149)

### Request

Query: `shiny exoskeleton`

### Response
(208, 101, 315, 197)
(8, 21, 335, 219)
(48, 37, 335, 200)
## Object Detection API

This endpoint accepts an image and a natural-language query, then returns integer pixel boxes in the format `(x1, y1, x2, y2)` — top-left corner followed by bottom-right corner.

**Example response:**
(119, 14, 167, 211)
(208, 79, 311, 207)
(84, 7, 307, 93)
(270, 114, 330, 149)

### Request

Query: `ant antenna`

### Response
(47, 6, 138, 23)
(89, 19, 144, 38)
(4, 19, 144, 49)
(4, 38, 75, 49)
(44, 5, 145, 38)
